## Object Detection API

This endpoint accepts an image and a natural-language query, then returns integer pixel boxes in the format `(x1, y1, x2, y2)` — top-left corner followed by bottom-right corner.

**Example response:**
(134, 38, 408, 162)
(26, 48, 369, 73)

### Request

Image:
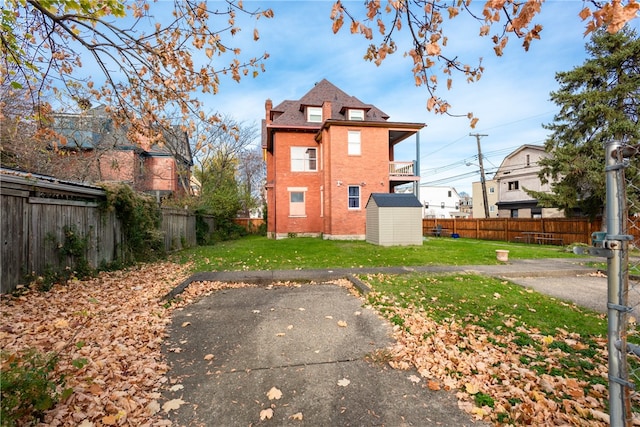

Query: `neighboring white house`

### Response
(420, 186, 468, 218)
(491, 145, 562, 218)
(471, 179, 499, 218)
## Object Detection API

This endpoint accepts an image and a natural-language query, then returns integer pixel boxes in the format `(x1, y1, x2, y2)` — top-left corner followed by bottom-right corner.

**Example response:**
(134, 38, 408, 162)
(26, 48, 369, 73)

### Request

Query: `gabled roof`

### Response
(270, 79, 389, 127)
(495, 144, 548, 177)
(366, 193, 423, 208)
(52, 106, 192, 166)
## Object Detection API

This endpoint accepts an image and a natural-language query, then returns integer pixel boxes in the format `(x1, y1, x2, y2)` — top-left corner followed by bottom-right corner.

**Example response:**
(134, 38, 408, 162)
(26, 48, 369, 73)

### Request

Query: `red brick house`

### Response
(53, 106, 192, 200)
(262, 79, 424, 239)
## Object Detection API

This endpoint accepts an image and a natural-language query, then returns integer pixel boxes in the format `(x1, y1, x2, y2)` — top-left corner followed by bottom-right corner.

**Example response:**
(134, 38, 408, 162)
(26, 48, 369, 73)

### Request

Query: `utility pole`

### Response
(470, 133, 490, 218)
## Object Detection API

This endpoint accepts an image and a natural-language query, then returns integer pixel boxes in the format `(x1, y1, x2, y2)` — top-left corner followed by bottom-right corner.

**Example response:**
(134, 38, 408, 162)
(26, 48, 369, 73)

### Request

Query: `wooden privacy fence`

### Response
(0, 172, 215, 293)
(422, 217, 606, 245)
(1, 173, 123, 294)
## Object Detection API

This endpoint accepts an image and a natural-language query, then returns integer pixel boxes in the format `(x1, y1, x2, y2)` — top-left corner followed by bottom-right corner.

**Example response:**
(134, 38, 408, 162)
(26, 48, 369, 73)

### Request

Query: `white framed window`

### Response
(348, 185, 360, 209)
(289, 187, 307, 217)
(291, 147, 317, 172)
(347, 130, 361, 156)
(348, 109, 364, 120)
(489, 187, 495, 193)
(307, 107, 322, 123)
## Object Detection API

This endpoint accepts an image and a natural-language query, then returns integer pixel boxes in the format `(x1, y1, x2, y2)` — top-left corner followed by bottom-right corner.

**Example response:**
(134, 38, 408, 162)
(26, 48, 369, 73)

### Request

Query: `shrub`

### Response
(0, 349, 71, 426)
(100, 183, 164, 263)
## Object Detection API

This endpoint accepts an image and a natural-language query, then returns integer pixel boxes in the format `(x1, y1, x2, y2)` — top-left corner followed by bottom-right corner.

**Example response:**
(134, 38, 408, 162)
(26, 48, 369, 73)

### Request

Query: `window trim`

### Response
(348, 109, 364, 120)
(347, 185, 361, 210)
(347, 130, 361, 156)
(307, 106, 322, 123)
(290, 147, 317, 172)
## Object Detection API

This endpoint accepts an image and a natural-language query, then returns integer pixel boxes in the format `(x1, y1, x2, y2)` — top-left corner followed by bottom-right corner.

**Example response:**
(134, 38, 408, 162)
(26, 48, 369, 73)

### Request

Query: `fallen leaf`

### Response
(147, 400, 161, 415)
(290, 412, 303, 420)
(287, 325, 294, 330)
(162, 398, 186, 413)
(465, 383, 479, 395)
(337, 378, 350, 387)
(427, 380, 441, 390)
(181, 321, 191, 327)
(267, 386, 282, 400)
(407, 374, 421, 383)
(337, 320, 348, 327)
(325, 315, 333, 319)
(260, 408, 274, 420)
(54, 318, 69, 329)
(204, 354, 214, 360)
(169, 384, 184, 392)
(89, 383, 103, 395)
(276, 332, 285, 337)
(102, 415, 117, 425)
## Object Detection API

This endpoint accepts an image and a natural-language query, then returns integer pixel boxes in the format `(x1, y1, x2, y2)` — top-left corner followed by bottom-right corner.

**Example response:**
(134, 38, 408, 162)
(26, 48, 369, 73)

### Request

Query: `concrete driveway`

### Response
(162, 284, 486, 426)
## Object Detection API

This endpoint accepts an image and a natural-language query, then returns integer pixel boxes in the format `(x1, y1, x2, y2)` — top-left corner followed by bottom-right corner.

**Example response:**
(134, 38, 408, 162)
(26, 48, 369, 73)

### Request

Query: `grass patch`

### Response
(361, 271, 610, 423)
(175, 235, 581, 272)
(363, 273, 606, 337)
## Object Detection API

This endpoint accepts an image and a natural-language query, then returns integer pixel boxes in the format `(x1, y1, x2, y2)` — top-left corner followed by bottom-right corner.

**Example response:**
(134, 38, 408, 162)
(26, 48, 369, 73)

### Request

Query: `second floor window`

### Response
(508, 181, 520, 191)
(348, 130, 361, 155)
(291, 147, 317, 172)
(348, 185, 360, 209)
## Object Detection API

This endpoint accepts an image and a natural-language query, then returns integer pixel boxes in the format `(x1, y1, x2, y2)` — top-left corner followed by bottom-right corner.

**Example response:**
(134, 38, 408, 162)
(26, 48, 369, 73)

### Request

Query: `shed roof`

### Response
(367, 193, 422, 208)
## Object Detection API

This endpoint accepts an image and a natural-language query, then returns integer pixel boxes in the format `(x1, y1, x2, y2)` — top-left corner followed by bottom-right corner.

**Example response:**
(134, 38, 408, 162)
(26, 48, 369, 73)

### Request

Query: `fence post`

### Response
(605, 140, 632, 426)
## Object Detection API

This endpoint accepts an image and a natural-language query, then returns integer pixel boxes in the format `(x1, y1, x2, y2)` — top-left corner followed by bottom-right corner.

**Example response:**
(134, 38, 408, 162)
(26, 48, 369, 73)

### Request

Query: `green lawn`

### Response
(176, 235, 581, 272)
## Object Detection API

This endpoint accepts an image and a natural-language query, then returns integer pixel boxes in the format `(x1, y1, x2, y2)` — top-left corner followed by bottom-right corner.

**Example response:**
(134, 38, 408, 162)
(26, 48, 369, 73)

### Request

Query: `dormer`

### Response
(301, 104, 323, 123)
(339, 106, 369, 121)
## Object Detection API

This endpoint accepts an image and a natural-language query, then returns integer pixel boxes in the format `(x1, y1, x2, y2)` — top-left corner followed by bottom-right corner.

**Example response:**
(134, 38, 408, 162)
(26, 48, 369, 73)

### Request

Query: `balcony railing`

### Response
(389, 161, 415, 177)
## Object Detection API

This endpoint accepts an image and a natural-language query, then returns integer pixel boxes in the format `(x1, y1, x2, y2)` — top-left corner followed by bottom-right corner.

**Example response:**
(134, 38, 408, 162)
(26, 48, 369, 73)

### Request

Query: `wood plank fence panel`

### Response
(161, 208, 197, 251)
(422, 217, 604, 245)
(1, 174, 123, 293)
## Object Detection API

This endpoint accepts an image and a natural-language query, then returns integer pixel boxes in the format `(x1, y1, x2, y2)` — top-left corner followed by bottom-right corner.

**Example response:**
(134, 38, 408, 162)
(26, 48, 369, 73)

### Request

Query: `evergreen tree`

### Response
(530, 27, 640, 219)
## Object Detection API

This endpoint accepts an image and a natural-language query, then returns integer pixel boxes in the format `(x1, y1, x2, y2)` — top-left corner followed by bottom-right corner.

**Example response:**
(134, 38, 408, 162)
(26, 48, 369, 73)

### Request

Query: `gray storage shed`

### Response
(365, 193, 423, 246)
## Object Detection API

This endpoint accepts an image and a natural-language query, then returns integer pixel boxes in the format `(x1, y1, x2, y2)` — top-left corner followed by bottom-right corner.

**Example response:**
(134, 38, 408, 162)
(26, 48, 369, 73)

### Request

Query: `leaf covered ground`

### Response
(0, 262, 632, 425)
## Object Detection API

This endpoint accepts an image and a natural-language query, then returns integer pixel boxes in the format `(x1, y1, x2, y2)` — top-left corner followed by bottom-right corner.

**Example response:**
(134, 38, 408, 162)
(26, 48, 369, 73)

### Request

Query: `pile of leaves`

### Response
(0, 262, 194, 426)
(363, 287, 615, 425)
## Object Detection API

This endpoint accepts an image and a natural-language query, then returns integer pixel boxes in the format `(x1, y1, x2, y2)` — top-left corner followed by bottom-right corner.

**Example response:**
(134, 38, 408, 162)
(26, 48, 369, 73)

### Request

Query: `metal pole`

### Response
(605, 140, 631, 426)
(415, 131, 420, 200)
(470, 133, 489, 218)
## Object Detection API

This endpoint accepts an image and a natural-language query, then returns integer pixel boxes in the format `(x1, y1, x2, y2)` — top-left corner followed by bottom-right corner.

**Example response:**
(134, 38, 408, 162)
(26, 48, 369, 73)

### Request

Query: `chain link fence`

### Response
(606, 141, 640, 426)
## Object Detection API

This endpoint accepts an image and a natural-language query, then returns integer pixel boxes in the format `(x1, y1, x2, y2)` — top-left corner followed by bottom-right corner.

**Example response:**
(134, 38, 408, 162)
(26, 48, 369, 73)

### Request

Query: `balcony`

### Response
(389, 161, 419, 186)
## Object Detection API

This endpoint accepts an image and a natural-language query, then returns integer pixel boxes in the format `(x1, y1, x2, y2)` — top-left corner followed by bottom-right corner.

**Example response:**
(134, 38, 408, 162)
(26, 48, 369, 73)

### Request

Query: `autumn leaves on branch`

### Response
(330, 0, 639, 127)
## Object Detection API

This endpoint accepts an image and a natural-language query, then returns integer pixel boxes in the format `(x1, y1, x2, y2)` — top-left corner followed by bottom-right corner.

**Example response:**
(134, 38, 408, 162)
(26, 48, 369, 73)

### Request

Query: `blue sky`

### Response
(68, 1, 638, 194)
(201, 1, 638, 195)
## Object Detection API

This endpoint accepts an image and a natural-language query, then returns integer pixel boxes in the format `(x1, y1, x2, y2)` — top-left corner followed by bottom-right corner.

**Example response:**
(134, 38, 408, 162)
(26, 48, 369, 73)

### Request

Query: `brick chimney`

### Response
(322, 100, 332, 122)
(265, 99, 273, 124)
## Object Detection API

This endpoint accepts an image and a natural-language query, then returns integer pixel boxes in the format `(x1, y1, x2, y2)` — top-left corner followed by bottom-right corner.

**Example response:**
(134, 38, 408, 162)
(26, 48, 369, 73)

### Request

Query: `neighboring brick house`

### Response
(53, 106, 192, 199)
(492, 144, 562, 218)
(262, 79, 424, 239)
